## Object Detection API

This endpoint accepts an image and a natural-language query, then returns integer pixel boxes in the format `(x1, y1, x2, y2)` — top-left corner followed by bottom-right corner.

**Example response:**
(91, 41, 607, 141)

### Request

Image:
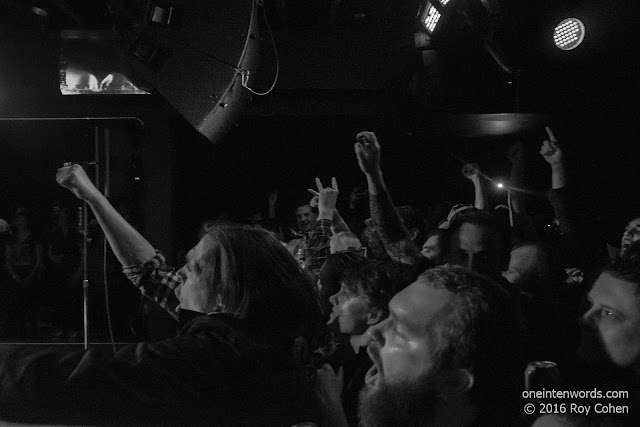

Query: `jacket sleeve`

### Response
(122, 250, 181, 319)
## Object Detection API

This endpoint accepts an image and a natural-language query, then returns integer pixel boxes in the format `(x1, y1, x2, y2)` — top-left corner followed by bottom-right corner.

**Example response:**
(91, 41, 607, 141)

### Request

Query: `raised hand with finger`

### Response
(540, 126, 563, 166)
(308, 177, 339, 221)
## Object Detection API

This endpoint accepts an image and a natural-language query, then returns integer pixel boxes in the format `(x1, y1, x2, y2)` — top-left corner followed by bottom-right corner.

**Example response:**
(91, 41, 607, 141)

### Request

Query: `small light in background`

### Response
(134, 176, 140, 181)
(31, 7, 48, 17)
(496, 182, 504, 189)
(553, 18, 585, 51)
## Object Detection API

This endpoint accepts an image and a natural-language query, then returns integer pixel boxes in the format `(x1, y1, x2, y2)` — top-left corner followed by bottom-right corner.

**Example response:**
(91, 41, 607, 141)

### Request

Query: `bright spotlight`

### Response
(422, 3, 442, 33)
(496, 183, 504, 189)
(31, 7, 48, 17)
(553, 18, 585, 51)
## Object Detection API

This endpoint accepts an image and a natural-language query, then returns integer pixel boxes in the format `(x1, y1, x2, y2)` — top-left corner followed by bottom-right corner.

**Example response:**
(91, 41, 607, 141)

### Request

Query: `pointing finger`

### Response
(331, 177, 338, 191)
(545, 126, 557, 143)
(315, 177, 323, 192)
(307, 189, 320, 196)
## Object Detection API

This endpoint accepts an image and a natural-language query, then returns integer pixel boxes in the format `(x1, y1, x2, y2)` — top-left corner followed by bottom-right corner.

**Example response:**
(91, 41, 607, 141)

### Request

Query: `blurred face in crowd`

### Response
(502, 244, 539, 286)
(295, 205, 316, 233)
(620, 217, 640, 257)
(175, 234, 219, 313)
(584, 272, 640, 367)
(329, 231, 362, 254)
(359, 279, 464, 424)
(328, 283, 379, 335)
(421, 234, 442, 262)
(448, 222, 503, 277)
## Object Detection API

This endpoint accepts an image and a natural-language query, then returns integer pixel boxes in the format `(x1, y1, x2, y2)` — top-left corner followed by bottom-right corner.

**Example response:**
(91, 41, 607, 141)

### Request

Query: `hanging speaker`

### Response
(119, 0, 260, 143)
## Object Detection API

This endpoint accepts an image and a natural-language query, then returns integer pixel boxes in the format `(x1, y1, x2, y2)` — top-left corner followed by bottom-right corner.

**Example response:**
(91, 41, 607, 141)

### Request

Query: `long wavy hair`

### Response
(199, 223, 322, 345)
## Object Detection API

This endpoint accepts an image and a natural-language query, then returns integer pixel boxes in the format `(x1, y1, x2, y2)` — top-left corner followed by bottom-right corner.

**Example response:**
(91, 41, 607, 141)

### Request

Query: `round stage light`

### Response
(553, 18, 585, 50)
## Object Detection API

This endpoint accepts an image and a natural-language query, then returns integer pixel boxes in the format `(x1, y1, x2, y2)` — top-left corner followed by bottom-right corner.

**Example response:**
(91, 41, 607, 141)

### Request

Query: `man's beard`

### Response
(358, 371, 447, 427)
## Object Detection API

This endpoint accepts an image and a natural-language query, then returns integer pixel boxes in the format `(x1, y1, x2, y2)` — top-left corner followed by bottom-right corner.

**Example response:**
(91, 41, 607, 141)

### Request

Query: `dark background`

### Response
(0, 0, 638, 253)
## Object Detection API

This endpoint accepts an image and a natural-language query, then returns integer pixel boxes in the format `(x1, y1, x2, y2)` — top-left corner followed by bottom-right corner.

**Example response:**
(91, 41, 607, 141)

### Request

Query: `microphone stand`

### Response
(82, 201, 89, 350)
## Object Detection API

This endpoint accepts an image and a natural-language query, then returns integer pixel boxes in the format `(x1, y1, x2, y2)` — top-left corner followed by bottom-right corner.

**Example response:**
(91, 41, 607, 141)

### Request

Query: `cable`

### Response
(103, 128, 117, 354)
(241, 0, 279, 96)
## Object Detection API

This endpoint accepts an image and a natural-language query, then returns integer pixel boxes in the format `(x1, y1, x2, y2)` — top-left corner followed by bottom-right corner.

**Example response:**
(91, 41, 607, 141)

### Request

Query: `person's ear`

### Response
(366, 308, 384, 326)
(443, 368, 475, 393)
(409, 228, 420, 241)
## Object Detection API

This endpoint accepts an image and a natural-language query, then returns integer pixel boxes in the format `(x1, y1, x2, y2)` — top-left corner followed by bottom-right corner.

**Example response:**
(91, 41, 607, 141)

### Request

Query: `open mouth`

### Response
(327, 311, 338, 325)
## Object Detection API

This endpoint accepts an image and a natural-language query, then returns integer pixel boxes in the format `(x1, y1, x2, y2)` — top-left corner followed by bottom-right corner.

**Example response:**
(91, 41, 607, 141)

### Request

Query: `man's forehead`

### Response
(590, 273, 640, 313)
(390, 280, 456, 331)
(296, 206, 312, 214)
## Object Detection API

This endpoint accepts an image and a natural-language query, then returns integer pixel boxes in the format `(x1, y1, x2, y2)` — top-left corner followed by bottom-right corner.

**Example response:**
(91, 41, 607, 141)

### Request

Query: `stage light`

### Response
(496, 182, 504, 189)
(440, 0, 451, 5)
(422, 3, 442, 34)
(553, 18, 585, 50)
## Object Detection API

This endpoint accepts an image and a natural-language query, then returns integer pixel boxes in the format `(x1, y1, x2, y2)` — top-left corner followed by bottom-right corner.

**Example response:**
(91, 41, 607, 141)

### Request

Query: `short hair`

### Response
(417, 265, 523, 419)
(601, 255, 640, 303)
(331, 231, 362, 252)
(200, 223, 322, 343)
(318, 251, 368, 316)
(340, 260, 403, 319)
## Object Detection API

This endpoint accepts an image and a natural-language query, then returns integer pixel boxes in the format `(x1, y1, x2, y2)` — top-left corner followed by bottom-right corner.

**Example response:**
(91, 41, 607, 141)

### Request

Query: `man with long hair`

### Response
(0, 164, 322, 425)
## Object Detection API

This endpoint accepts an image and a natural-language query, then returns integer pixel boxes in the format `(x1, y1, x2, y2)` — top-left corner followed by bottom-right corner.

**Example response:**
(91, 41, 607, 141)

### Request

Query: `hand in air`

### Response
(540, 126, 563, 166)
(354, 131, 381, 176)
(461, 163, 481, 180)
(308, 177, 339, 215)
(314, 364, 344, 407)
(56, 164, 100, 201)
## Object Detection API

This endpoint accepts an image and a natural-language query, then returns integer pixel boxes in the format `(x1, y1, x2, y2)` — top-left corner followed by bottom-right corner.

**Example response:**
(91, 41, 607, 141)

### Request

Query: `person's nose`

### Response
(366, 317, 388, 346)
(581, 306, 597, 327)
(329, 292, 338, 306)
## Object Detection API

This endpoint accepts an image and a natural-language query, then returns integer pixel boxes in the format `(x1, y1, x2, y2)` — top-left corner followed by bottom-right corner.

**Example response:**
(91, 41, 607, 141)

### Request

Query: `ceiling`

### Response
(0, 0, 637, 118)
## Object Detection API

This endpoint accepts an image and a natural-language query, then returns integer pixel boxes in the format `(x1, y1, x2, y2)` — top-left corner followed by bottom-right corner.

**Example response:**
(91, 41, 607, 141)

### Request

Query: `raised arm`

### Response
(306, 177, 339, 274)
(461, 163, 488, 210)
(56, 164, 156, 266)
(540, 126, 567, 189)
(56, 164, 180, 317)
(354, 131, 421, 264)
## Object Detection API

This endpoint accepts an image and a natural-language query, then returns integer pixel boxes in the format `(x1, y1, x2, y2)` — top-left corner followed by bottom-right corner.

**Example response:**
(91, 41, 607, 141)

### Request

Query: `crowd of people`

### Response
(0, 204, 142, 342)
(0, 126, 638, 426)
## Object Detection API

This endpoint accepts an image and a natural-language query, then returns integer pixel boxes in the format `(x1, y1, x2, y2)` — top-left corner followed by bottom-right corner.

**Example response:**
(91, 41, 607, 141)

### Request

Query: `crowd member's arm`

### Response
(314, 364, 348, 427)
(306, 178, 339, 274)
(462, 163, 488, 211)
(354, 131, 421, 264)
(331, 209, 351, 234)
(541, 126, 606, 270)
(507, 140, 526, 215)
(56, 164, 180, 318)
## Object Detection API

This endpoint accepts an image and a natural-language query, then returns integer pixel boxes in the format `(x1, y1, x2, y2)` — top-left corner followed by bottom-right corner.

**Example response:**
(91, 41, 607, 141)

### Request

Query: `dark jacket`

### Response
(0, 312, 319, 425)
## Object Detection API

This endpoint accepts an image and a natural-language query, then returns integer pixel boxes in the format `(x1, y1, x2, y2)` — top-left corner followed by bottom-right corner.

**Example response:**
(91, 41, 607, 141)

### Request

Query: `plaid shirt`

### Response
(122, 250, 181, 320)
(305, 218, 332, 274)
